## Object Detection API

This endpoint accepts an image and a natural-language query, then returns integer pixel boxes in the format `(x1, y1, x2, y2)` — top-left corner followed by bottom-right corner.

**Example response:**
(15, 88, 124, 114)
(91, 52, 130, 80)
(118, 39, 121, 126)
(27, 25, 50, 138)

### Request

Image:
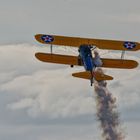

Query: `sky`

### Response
(0, 0, 140, 140)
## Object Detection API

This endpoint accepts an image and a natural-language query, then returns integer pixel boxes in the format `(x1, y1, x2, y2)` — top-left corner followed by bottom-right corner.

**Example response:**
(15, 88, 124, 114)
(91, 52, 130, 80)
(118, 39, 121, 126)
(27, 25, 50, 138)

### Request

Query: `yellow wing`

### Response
(35, 34, 140, 51)
(72, 71, 113, 81)
(35, 53, 81, 66)
(101, 58, 138, 69)
(35, 53, 138, 69)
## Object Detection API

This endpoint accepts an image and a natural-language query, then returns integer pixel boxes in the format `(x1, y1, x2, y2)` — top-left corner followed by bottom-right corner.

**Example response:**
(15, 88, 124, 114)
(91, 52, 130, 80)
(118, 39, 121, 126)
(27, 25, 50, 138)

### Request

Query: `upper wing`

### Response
(35, 53, 138, 69)
(35, 34, 140, 51)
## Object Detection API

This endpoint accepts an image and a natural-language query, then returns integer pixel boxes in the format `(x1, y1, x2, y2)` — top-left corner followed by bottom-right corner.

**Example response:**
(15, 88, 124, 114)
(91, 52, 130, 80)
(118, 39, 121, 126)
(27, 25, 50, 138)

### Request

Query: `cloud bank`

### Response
(0, 44, 140, 140)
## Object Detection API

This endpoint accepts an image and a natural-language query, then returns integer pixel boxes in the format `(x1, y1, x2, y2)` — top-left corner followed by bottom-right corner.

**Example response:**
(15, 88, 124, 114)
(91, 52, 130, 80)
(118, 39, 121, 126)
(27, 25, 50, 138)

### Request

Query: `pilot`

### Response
(93, 50, 103, 68)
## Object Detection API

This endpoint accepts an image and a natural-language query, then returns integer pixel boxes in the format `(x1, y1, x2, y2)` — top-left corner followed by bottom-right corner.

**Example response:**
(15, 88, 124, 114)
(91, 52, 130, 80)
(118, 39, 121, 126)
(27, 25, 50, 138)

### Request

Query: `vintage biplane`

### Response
(34, 34, 139, 86)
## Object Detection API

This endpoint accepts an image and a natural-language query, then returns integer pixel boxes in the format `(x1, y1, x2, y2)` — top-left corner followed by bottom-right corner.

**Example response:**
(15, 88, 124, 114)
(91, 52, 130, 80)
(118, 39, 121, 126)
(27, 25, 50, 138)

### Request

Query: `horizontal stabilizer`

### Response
(72, 71, 113, 81)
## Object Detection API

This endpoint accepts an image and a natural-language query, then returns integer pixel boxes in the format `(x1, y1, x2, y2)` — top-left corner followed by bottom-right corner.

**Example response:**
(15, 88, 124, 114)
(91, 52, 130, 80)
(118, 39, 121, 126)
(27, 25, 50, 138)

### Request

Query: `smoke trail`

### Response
(94, 68, 124, 140)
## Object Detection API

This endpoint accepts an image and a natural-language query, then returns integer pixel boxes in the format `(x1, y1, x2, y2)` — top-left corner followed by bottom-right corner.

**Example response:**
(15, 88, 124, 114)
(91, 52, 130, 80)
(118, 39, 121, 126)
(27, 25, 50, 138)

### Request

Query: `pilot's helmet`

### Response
(94, 50, 99, 56)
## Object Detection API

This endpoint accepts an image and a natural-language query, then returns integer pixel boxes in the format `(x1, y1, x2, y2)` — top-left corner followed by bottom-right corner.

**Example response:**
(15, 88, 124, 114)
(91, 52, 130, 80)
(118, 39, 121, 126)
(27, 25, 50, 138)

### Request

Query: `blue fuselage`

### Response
(79, 45, 94, 72)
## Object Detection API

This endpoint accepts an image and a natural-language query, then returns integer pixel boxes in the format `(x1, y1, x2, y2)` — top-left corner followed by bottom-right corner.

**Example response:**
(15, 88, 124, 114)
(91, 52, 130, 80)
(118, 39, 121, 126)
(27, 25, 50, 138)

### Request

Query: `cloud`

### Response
(1, 44, 140, 119)
(0, 44, 140, 140)
(4, 69, 96, 118)
(0, 44, 96, 119)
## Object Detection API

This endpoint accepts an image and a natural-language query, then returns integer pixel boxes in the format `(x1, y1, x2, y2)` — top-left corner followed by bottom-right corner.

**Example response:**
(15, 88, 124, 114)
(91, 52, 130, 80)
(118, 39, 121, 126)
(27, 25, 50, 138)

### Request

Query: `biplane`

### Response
(34, 34, 139, 86)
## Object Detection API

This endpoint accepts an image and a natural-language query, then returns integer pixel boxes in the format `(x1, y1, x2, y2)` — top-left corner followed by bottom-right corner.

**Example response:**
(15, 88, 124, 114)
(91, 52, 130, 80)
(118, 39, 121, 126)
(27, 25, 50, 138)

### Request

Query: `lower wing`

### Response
(35, 52, 80, 66)
(101, 58, 138, 69)
(35, 53, 138, 69)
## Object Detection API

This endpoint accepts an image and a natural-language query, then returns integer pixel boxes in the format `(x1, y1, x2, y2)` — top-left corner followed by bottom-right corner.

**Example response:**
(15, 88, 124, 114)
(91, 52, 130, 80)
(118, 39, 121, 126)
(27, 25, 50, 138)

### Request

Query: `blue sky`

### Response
(0, 0, 140, 140)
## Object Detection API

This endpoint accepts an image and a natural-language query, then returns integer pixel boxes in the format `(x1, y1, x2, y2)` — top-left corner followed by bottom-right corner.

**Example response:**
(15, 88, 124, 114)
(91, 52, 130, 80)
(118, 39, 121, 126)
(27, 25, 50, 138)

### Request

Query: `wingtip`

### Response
(34, 34, 45, 44)
(34, 34, 40, 40)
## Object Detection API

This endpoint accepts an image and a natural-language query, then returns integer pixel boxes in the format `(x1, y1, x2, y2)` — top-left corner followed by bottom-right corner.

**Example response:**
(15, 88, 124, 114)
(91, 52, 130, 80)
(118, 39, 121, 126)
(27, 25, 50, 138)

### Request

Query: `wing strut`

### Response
(50, 44, 53, 54)
(121, 50, 125, 59)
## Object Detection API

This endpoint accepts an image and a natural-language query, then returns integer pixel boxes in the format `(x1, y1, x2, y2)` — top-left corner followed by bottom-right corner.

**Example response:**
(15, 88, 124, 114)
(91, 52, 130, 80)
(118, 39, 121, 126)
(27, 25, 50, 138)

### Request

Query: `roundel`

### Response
(41, 35, 54, 43)
(123, 42, 136, 50)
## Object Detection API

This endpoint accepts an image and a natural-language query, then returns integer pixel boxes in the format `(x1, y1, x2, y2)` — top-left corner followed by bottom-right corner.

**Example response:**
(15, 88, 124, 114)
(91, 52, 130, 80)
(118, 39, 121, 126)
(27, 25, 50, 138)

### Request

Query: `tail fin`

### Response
(72, 71, 113, 81)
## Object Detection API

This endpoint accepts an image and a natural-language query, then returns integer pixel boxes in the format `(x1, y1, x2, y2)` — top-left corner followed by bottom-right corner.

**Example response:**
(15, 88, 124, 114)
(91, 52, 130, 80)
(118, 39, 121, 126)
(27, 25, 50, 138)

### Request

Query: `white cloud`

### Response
(5, 69, 96, 118)
(0, 44, 140, 140)
(8, 98, 35, 110)
(0, 44, 95, 119)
